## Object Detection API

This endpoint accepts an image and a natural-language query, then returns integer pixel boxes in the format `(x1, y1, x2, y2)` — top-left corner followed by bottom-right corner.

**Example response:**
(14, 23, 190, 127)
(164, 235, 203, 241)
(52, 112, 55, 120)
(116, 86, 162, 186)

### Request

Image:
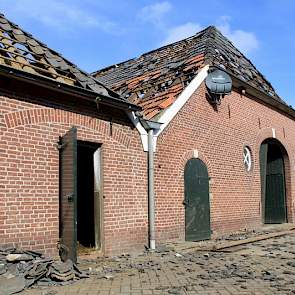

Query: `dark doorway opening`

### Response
(77, 141, 101, 249)
(260, 139, 287, 224)
(59, 128, 102, 262)
(184, 158, 211, 241)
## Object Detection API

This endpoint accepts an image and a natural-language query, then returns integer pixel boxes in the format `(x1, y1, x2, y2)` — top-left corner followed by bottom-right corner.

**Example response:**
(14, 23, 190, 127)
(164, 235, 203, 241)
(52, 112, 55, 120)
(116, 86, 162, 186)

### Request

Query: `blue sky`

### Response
(1, 0, 294, 105)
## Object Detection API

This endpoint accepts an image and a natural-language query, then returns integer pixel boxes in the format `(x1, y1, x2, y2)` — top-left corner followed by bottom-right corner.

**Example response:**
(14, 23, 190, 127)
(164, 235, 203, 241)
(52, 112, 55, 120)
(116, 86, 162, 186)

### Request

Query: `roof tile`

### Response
(0, 13, 123, 101)
(94, 26, 285, 119)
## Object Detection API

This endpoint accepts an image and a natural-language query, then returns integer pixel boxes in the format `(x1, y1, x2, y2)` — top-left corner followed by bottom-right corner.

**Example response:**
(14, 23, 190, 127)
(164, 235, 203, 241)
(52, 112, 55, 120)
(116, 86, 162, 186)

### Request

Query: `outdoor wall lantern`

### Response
(205, 66, 232, 105)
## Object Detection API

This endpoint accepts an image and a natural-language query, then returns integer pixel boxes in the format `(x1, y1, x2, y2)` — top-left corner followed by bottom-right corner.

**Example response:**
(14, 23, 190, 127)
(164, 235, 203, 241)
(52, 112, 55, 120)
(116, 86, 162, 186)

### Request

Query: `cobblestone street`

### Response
(23, 230, 295, 295)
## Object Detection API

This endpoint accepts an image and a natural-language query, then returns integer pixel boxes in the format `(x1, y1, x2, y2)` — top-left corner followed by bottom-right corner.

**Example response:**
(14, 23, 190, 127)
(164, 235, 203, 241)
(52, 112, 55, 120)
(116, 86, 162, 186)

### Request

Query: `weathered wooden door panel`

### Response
(59, 127, 77, 262)
(265, 174, 286, 223)
(260, 141, 286, 224)
(93, 148, 101, 249)
(264, 143, 286, 223)
(185, 159, 210, 241)
(259, 143, 268, 220)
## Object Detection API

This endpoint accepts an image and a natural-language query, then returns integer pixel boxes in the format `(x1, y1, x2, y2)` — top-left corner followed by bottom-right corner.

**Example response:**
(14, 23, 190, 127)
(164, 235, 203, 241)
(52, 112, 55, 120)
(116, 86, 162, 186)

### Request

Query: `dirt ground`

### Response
(22, 224, 295, 295)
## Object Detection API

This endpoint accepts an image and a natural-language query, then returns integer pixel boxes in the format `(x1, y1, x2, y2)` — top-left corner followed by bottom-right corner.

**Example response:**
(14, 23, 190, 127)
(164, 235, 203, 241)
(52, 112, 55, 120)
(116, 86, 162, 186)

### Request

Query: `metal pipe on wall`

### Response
(138, 117, 162, 251)
(148, 128, 156, 250)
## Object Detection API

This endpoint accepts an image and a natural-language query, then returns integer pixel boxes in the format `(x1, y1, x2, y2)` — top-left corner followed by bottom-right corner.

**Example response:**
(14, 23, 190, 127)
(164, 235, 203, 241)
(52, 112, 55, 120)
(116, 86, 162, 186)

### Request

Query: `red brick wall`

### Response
(0, 95, 147, 256)
(155, 83, 295, 242)
(1, 81, 295, 256)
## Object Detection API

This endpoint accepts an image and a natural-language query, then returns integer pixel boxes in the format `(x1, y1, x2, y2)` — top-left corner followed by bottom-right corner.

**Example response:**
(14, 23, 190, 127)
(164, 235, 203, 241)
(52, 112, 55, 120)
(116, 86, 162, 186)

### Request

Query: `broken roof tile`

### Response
(93, 26, 284, 119)
(0, 14, 122, 102)
(158, 96, 175, 109)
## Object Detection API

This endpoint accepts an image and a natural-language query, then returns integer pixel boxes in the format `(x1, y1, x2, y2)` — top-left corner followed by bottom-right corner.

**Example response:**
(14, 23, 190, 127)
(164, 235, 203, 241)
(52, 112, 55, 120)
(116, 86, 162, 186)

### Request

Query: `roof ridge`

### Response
(140, 25, 212, 57)
(93, 23, 286, 119)
(93, 25, 213, 76)
(209, 27, 279, 97)
(203, 26, 217, 65)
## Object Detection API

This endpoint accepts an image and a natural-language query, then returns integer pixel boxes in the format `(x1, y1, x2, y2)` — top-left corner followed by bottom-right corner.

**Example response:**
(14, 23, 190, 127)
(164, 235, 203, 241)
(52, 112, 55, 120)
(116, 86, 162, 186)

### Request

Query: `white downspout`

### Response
(147, 128, 156, 250)
(126, 66, 209, 250)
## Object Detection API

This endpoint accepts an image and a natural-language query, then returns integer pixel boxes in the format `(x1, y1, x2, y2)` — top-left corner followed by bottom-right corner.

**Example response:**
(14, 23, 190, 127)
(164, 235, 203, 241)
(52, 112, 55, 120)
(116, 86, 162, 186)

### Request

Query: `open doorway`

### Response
(77, 141, 102, 252)
(59, 128, 102, 262)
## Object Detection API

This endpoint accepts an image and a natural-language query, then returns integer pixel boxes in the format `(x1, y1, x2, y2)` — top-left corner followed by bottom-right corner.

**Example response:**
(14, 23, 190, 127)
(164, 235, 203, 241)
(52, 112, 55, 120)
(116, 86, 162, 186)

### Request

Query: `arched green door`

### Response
(184, 158, 211, 241)
(260, 140, 287, 224)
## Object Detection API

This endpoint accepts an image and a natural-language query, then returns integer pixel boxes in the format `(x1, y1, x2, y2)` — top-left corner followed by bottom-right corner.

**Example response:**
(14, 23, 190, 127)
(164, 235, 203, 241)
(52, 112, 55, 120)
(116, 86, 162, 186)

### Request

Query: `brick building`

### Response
(94, 27, 295, 245)
(0, 15, 147, 260)
(1, 13, 295, 260)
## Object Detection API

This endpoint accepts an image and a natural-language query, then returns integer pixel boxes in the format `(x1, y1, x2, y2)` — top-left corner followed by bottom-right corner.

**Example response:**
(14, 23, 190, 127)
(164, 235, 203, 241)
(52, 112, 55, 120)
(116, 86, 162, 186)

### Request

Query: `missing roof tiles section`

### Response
(93, 29, 208, 119)
(0, 13, 122, 101)
(207, 27, 282, 102)
(94, 26, 285, 119)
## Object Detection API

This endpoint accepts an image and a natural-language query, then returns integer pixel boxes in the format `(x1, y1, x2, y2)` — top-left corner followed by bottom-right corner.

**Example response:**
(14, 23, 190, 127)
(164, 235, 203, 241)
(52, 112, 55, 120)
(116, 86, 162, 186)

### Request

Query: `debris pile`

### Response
(0, 247, 88, 295)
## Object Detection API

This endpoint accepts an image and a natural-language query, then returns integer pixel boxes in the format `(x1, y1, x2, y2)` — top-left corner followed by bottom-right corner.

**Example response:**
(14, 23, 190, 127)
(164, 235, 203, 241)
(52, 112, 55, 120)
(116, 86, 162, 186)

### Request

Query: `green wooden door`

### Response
(184, 159, 211, 241)
(260, 141, 286, 224)
(265, 143, 286, 223)
(260, 143, 268, 221)
(59, 127, 78, 262)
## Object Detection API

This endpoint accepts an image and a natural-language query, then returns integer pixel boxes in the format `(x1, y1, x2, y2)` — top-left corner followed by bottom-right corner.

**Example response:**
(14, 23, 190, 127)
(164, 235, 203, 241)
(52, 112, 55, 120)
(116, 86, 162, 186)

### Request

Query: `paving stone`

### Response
(21, 231, 295, 295)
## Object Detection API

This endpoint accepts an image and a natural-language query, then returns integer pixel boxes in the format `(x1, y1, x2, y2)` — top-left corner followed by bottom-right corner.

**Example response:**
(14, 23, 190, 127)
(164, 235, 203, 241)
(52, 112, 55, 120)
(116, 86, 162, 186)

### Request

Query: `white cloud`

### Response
(138, 1, 172, 27)
(160, 22, 202, 46)
(138, 2, 201, 45)
(217, 19, 259, 54)
(1, 0, 122, 34)
(155, 12, 259, 53)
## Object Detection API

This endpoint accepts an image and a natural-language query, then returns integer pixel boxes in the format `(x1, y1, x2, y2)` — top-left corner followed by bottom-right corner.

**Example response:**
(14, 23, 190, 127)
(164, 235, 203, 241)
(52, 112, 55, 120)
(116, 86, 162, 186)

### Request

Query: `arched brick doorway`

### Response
(260, 138, 289, 224)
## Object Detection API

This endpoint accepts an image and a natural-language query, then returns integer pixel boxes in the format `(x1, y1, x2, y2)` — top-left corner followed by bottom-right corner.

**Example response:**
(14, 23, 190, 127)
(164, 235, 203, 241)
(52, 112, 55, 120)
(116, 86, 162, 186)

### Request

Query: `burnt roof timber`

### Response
(93, 25, 289, 119)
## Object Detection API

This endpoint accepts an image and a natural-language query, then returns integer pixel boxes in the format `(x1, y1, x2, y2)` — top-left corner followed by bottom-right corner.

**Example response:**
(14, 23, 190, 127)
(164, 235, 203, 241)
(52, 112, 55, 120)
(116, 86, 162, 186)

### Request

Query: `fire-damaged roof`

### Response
(94, 26, 285, 119)
(0, 13, 136, 108)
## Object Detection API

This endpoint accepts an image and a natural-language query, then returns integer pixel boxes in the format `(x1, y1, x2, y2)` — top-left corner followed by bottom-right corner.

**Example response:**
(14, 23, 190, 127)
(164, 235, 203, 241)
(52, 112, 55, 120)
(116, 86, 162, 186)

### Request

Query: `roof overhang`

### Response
(232, 76, 295, 119)
(212, 65, 295, 120)
(0, 64, 141, 112)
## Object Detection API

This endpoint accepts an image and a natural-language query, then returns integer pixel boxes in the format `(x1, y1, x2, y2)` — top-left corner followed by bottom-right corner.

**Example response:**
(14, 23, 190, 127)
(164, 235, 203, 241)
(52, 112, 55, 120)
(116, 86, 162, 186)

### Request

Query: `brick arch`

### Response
(255, 127, 294, 223)
(179, 149, 213, 178)
(3, 108, 131, 147)
(255, 127, 292, 157)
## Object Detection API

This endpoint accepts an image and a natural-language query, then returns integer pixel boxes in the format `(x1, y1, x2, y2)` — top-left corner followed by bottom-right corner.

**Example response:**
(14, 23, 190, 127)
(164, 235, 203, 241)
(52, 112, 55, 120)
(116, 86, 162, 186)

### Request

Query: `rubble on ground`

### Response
(0, 247, 88, 295)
